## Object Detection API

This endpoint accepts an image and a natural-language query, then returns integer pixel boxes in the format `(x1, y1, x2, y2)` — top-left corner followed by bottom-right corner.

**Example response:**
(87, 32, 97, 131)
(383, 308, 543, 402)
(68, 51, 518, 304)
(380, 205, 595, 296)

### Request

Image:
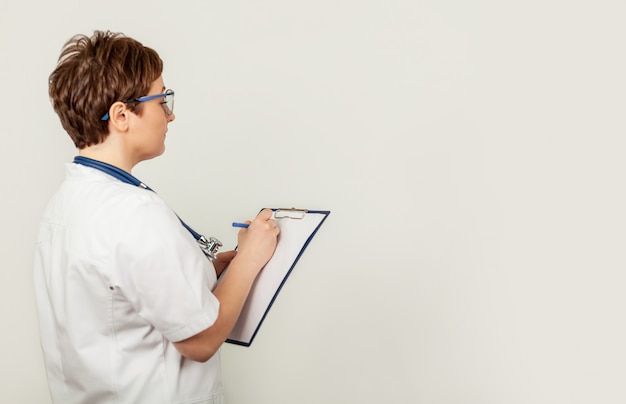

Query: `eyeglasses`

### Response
(101, 89, 175, 120)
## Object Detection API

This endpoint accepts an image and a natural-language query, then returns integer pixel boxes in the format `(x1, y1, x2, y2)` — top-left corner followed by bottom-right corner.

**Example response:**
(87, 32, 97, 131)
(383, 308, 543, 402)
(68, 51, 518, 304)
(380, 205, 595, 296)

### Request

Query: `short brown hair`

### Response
(49, 30, 163, 149)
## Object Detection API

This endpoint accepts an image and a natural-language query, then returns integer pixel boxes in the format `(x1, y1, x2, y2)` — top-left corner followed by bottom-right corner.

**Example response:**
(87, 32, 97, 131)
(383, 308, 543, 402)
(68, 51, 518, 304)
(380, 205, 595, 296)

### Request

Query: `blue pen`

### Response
(232, 222, 250, 228)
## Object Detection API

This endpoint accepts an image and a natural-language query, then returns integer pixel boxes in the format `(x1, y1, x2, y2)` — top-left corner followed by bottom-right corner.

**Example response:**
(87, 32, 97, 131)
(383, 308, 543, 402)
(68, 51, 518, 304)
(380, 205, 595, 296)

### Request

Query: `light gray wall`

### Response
(1, 1, 625, 403)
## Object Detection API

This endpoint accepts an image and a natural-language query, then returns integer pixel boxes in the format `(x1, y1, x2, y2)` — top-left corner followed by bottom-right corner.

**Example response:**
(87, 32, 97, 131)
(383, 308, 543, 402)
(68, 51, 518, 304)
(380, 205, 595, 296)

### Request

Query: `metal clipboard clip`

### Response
(274, 208, 308, 220)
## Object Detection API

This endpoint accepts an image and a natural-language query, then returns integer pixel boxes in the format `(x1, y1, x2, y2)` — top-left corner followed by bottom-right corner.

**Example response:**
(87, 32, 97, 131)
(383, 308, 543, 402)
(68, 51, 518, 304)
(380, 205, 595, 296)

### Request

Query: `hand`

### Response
(234, 209, 280, 274)
(212, 250, 237, 278)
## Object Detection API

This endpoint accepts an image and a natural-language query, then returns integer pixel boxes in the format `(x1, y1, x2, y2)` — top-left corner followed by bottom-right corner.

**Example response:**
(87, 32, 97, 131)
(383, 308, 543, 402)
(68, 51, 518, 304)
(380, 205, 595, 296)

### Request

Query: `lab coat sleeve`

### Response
(113, 198, 220, 342)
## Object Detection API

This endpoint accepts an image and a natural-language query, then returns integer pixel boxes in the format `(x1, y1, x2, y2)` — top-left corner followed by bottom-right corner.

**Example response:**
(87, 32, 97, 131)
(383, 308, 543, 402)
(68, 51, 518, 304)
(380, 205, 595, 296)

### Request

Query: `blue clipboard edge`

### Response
(226, 209, 331, 347)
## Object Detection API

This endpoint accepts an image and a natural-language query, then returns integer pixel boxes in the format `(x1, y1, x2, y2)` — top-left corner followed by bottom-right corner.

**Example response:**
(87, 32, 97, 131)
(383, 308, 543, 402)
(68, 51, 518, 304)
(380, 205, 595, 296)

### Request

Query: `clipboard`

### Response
(220, 208, 330, 347)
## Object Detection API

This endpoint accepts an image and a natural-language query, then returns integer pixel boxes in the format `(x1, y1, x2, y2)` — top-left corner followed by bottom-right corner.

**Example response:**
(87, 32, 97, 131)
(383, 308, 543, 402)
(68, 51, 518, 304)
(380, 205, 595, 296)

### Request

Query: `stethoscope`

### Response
(73, 156, 222, 260)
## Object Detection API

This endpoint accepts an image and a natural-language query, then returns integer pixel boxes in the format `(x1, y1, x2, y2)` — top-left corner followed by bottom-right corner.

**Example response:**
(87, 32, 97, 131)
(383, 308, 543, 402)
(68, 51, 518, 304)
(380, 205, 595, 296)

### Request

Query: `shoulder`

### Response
(68, 163, 166, 207)
(51, 163, 176, 232)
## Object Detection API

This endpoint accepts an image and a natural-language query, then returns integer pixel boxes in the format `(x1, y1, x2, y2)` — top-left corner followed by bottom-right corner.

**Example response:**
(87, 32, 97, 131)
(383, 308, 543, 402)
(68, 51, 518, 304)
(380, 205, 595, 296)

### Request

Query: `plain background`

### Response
(1, 1, 625, 403)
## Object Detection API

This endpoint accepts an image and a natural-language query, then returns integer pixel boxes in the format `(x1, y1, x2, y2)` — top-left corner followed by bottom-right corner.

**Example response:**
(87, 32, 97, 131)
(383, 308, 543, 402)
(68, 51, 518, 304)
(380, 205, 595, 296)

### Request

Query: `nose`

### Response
(167, 112, 176, 123)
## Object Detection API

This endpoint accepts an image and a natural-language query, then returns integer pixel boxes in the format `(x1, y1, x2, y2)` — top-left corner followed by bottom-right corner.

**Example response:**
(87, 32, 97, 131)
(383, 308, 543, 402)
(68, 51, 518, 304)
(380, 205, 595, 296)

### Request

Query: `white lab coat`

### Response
(34, 163, 224, 404)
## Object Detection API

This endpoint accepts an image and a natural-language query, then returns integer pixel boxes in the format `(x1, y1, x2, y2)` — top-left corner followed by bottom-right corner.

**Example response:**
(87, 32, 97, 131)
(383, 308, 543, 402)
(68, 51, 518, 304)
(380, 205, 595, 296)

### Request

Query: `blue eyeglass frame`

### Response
(101, 89, 175, 121)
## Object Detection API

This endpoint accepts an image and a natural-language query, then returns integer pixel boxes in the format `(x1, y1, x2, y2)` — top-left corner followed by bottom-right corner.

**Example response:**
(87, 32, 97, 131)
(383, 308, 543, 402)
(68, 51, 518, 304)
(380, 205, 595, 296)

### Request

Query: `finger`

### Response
(256, 209, 274, 220)
(216, 250, 237, 262)
(266, 219, 280, 235)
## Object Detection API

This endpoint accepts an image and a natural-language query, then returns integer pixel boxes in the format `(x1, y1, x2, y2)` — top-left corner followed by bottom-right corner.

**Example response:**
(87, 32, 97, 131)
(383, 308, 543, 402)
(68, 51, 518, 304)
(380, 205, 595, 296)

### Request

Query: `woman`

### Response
(34, 30, 279, 404)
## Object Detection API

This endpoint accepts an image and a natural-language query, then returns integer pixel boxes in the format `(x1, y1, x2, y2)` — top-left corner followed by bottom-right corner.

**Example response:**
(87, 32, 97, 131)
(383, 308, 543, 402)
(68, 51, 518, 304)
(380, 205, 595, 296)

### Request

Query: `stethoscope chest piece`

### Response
(198, 236, 222, 260)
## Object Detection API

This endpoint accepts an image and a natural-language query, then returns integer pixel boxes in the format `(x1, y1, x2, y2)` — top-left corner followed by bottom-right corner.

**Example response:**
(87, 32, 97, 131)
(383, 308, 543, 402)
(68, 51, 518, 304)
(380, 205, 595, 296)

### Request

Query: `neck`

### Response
(78, 141, 137, 173)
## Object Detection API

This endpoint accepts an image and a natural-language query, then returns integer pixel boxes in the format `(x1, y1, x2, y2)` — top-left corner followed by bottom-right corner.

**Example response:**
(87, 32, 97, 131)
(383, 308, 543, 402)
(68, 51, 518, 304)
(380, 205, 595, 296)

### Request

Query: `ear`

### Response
(106, 101, 131, 132)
